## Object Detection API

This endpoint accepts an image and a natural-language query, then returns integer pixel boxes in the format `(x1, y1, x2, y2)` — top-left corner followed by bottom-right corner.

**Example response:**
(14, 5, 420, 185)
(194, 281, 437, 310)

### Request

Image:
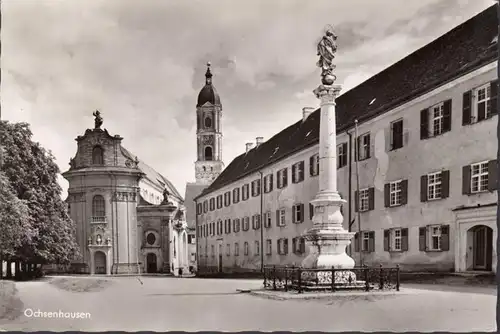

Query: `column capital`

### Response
(313, 84, 342, 104)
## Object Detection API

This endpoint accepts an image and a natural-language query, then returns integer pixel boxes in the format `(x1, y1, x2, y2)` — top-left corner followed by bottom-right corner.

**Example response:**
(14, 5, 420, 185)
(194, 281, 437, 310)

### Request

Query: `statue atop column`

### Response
(93, 110, 103, 129)
(316, 25, 338, 86)
(161, 188, 172, 205)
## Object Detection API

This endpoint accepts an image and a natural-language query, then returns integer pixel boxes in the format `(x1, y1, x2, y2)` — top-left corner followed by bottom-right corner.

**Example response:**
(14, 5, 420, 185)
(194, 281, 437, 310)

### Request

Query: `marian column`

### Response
(301, 27, 356, 271)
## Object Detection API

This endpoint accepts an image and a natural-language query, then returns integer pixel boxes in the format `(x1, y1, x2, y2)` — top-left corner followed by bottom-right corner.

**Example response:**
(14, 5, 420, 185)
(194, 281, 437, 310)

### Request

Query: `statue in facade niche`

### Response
(93, 110, 103, 129)
(316, 26, 338, 85)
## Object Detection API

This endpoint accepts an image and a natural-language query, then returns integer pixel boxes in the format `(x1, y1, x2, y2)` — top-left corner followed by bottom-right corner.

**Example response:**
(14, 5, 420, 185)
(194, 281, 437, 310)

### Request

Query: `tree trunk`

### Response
(6, 261, 12, 278)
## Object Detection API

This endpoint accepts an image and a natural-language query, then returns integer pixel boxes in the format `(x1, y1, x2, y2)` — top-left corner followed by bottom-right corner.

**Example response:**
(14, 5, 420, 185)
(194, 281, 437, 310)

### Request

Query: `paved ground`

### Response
(0, 276, 496, 332)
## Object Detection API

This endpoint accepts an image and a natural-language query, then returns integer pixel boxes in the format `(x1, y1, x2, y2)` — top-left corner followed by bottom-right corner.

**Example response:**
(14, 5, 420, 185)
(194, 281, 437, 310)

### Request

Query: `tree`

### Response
(0, 121, 79, 267)
(0, 171, 31, 259)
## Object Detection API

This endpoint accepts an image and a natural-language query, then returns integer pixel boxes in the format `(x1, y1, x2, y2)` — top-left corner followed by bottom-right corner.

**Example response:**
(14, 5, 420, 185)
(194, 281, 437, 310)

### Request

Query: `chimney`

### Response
(245, 142, 254, 153)
(255, 137, 264, 147)
(303, 107, 315, 122)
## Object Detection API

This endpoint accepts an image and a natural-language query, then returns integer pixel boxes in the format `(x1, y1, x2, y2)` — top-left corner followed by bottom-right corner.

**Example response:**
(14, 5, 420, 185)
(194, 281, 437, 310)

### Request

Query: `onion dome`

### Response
(197, 62, 221, 107)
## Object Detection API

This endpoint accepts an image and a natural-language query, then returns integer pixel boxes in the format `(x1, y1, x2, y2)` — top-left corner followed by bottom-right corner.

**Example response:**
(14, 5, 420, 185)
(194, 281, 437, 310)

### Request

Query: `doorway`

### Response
(94, 251, 106, 274)
(147, 253, 157, 273)
(471, 225, 493, 271)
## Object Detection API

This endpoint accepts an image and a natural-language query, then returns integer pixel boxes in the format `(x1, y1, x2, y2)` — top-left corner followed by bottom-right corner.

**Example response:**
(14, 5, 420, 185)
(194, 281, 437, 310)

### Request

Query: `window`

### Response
(196, 203, 202, 215)
(277, 238, 289, 255)
(293, 204, 303, 223)
(203, 200, 208, 213)
(204, 146, 213, 161)
(309, 154, 319, 176)
(92, 195, 105, 217)
(242, 184, 250, 200)
(204, 117, 212, 128)
(292, 237, 306, 254)
(224, 219, 231, 234)
(427, 172, 442, 200)
(188, 235, 195, 244)
(337, 143, 347, 168)
(244, 242, 249, 256)
(358, 189, 369, 212)
(421, 100, 452, 139)
(233, 218, 240, 233)
(354, 231, 375, 252)
(92, 146, 104, 165)
(226, 244, 230, 256)
(242, 217, 250, 231)
(211, 245, 215, 257)
(264, 211, 272, 228)
(471, 161, 489, 193)
(232, 188, 240, 203)
(356, 133, 370, 160)
(217, 220, 223, 235)
(216, 195, 222, 209)
(251, 179, 261, 197)
(234, 243, 239, 256)
(277, 209, 286, 226)
(266, 239, 272, 255)
(475, 84, 493, 121)
(255, 241, 260, 256)
(224, 192, 231, 207)
(209, 198, 215, 211)
(384, 228, 408, 252)
(292, 161, 305, 183)
(419, 225, 450, 252)
(252, 214, 261, 230)
(146, 233, 156, 245)
(264, 174, 273, 193)
(463, 82, 498, 125)
(388, 181, 402, 207)
(390, 119, 404, 150)
(277, 168, 288, 188)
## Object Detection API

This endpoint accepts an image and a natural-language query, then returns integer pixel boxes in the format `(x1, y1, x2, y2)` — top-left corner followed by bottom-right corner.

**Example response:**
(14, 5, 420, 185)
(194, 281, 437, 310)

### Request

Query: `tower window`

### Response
(204, 117, 212, 128)
(205, 146, 213, 161)
(92, 195, 105, 217)
(92, 146, 104, 165)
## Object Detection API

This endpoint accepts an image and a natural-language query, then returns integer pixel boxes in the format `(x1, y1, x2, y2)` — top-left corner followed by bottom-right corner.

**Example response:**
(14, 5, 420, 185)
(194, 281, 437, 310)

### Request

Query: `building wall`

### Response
(196, 62, 498, 273)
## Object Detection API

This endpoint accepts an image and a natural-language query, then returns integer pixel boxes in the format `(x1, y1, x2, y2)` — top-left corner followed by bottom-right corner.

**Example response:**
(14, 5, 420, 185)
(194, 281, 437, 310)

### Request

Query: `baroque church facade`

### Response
(63, 111, 195, 275)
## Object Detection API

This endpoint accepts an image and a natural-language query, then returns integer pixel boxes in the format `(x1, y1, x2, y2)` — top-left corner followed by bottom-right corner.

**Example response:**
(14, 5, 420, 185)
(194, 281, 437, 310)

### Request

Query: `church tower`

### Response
(195, 62, 224, 184)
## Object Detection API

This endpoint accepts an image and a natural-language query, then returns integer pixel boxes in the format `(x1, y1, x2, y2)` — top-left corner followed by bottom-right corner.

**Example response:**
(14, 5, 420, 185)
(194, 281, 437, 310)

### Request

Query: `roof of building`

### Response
(194, 5, 498, 201)
(197, 63, 222, 108)
(121, 147, 183, 201)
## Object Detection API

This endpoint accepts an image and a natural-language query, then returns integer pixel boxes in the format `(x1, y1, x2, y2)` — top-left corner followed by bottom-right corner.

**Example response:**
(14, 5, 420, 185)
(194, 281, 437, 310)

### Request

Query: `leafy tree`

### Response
(0, 121, 79, 266)
(0, 171, 31, 259)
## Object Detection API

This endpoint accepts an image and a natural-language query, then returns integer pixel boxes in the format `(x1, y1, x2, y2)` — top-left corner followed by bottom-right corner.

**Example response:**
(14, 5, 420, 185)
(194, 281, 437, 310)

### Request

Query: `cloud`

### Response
(1, 0, 494, 198)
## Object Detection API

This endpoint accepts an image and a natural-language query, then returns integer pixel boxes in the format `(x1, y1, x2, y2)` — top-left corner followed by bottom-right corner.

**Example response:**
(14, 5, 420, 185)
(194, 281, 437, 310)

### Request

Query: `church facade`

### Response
(194, 5, 498, 274)
(62, 112, 195, 275)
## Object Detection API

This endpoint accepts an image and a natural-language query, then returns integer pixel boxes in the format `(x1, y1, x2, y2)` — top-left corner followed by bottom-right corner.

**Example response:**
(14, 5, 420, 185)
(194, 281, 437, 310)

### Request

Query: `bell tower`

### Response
(195, 62, 224, 184)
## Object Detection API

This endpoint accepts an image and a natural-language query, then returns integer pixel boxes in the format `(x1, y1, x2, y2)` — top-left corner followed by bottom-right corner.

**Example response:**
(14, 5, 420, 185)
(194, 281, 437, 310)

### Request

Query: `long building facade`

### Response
(194, 5, 498, 274)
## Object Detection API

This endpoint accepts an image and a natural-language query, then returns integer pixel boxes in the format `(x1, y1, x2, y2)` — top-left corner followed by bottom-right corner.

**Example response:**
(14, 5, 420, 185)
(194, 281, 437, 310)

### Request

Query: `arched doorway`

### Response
(146, 253, 157, 273)
(468, 225, 493, 271)
(204, 146, 213, 161)
(94, 251, 106, 274)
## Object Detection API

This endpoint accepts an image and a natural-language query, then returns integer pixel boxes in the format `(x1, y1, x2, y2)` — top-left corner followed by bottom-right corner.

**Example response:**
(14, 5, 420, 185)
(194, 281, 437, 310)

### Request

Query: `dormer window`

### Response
(204, 117, 212, 128)
(92, 146, 104, 165)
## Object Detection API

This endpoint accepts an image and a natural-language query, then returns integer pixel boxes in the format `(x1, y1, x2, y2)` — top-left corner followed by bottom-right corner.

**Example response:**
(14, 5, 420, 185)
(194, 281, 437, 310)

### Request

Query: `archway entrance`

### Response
(469, 225, 493, 271)
(94, 251, 106, 274)
(147, 253, 157, 273)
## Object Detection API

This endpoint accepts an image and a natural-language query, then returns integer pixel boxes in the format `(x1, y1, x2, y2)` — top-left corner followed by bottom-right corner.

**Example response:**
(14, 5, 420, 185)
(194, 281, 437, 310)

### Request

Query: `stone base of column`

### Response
(113, 263, 140, 274)
(302, 192, 356, 270)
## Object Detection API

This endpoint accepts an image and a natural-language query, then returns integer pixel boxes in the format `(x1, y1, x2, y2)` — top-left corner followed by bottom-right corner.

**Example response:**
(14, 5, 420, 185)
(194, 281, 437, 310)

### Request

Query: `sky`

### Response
(2, 0, 495, 199)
